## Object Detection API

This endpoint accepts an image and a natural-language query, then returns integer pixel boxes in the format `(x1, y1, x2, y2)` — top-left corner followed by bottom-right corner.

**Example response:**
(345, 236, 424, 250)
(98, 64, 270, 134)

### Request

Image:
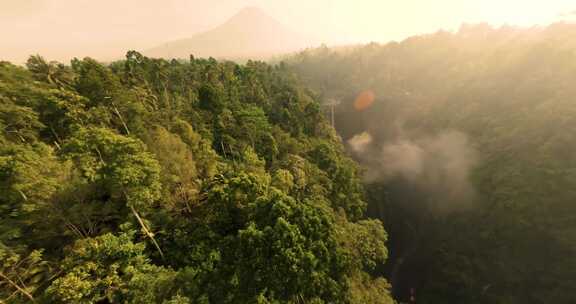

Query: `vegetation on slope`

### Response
(287, 22, 576, 303)
(0, 52, 393, 303)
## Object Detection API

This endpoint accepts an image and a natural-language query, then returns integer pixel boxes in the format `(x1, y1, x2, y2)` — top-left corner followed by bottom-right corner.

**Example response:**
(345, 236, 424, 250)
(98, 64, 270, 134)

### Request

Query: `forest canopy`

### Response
(3, 20, 576, 304)
(0, 52, 393, 303)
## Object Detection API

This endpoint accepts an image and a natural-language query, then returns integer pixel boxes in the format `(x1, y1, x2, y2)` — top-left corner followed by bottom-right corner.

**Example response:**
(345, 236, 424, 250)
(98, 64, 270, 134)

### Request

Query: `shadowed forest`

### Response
(288, 23, 576, 303)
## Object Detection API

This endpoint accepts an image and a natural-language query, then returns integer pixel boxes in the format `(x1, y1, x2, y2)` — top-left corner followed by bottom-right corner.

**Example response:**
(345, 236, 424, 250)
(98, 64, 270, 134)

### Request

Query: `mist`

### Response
(2, 0, 575, 64)
(349, 130, 477, 213)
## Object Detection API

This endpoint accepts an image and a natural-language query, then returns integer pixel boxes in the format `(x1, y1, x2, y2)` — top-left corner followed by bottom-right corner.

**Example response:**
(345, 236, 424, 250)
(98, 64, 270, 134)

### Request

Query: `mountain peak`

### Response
(226, 6, 274, 25)
(235, 6, 267, 18)
(145, 6, 314, 60)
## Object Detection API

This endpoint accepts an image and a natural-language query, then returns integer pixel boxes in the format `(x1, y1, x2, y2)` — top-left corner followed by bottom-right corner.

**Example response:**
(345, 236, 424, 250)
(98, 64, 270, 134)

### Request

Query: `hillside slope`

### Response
(0, 52, 393, 303)
(287, 23, 576, 303)
(146, 7, 312, 60)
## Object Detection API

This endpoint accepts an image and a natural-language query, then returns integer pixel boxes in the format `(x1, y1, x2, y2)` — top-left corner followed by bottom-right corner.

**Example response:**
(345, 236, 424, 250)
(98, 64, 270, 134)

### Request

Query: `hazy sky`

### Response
(1, 0, 575, 63)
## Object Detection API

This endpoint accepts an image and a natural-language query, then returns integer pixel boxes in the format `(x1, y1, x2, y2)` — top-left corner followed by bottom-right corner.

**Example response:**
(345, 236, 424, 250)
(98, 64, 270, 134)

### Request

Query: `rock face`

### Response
(145, 7, 312, 60)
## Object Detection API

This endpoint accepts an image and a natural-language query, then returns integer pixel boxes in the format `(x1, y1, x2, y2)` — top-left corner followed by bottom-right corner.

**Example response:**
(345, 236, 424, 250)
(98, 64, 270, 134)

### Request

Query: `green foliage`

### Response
(167, 173, 353, 303)
(61, 127, 162, 209)
(26, 55, 74, 89)
(0, 142, 66, 248)
(0, 247, 52, 303)
(46, 232, 178, 303)
(0, 53, 390, 303)
(0, 98, 45, 144)
(142, 125, 199, 208)
(308, 141, 366, 220)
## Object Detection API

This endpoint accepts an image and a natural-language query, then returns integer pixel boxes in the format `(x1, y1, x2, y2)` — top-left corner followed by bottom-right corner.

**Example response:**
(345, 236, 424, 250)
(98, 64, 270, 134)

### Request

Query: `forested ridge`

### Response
(0, 52, 394, 303)
(4, 21, 576, 304)
(287, 23, 576, 303)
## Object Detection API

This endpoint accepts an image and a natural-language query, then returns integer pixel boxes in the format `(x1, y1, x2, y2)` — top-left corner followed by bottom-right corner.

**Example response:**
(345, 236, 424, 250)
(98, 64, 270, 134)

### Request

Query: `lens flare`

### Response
(354, 90, 375, 111)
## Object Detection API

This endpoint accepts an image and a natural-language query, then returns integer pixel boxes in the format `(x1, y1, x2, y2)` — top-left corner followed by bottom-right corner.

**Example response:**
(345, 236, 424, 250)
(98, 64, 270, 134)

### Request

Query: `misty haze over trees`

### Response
(2, 3, 576, 304)
(288, 23, 576, 303)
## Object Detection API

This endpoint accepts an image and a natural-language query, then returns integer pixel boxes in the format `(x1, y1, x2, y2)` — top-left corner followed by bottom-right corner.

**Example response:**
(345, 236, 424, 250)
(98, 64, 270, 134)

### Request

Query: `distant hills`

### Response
(145, 7, 316, 60)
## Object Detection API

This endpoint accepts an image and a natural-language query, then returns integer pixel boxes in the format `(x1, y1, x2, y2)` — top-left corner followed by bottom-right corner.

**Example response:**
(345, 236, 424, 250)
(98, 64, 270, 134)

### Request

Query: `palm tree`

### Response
(26, 55, 74, 88)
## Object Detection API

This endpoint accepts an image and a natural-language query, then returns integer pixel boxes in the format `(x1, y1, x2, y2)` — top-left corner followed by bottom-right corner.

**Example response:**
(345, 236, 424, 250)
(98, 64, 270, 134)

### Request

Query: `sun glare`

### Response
(328, 0, 575, 43)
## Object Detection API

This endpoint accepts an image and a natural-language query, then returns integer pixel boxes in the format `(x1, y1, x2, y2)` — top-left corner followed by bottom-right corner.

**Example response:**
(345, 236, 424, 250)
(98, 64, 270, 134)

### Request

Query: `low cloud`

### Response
(348, 130, 478, 213)
(348, 132, 373, 153)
